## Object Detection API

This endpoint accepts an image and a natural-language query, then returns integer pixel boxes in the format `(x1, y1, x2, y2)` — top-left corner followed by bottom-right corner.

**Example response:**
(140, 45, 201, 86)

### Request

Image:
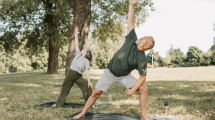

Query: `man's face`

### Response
(136, 36, 152, 51)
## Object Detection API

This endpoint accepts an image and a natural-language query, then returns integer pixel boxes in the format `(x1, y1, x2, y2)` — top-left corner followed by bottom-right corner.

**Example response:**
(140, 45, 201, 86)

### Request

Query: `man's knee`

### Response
(92, 89, 102, 98)
(137, 85, 148, 93)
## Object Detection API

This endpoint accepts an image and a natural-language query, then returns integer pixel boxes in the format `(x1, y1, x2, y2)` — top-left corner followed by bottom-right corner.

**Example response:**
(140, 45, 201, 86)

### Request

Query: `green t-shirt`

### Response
(107, 29, 147, 77)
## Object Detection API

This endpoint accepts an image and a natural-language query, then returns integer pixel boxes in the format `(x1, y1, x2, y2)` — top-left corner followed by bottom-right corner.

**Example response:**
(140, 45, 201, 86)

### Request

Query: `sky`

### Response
(135, 0, 215, 58)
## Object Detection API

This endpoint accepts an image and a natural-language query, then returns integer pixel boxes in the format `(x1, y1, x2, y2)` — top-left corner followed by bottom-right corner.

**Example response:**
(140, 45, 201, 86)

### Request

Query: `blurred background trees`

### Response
(0, 0, 154, 73)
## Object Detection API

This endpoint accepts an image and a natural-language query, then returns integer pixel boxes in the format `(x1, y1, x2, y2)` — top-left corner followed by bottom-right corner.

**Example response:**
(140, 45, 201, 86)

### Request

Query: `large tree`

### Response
(186, 46, 203, 63)
(168, 47, 185, 64)
(0, 0, 154, 74)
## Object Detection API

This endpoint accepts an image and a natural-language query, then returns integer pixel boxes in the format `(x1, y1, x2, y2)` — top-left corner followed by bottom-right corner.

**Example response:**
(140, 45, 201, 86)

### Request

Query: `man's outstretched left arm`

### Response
(127, 0, 139, 35)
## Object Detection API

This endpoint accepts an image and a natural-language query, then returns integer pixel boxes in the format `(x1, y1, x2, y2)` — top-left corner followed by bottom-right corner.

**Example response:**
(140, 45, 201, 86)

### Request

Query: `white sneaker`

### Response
(92, 104, 97, 108)
(52, 104, 56, 107)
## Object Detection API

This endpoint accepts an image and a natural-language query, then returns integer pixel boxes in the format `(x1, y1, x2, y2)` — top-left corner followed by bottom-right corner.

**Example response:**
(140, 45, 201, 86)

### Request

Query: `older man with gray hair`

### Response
(74, 0, 154, 119)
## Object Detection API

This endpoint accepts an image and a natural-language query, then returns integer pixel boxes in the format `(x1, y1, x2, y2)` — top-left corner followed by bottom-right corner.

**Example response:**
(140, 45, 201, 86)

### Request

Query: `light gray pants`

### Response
(95, 68, 138, 92)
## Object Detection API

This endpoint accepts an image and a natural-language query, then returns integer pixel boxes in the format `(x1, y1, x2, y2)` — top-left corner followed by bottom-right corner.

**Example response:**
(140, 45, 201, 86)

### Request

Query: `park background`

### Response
(0, 0, 215, 120)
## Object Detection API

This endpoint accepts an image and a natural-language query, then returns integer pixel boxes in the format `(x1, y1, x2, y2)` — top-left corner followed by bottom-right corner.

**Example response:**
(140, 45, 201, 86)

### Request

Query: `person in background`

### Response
(53, 27, 93, 107)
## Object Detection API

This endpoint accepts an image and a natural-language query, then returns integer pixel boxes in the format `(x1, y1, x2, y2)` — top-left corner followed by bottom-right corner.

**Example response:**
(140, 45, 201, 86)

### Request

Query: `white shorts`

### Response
(95, 68, 138, 92)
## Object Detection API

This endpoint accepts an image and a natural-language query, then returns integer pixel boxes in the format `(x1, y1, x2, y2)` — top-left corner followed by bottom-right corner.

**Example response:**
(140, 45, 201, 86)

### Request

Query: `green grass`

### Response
(0, 67, 215, 120)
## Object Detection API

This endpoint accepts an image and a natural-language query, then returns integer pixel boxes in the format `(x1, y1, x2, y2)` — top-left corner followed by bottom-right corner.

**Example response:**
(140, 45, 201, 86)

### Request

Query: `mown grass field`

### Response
(0, 67, 215, 120)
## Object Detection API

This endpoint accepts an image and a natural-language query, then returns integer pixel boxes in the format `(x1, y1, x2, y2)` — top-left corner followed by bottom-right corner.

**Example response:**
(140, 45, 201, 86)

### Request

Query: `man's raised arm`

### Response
(127, 0, 139, 35)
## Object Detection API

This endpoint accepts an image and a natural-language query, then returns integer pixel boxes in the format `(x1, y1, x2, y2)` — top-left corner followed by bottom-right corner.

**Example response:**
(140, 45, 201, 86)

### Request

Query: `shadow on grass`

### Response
(1, 72, 215, 120)
(146, 81, 215, 119)
(41, 74, 215, 120)
(89, 80, 215, 120)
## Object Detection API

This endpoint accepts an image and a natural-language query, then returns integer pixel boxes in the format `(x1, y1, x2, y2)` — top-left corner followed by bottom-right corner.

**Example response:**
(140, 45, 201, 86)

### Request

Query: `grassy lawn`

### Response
(0, 67, 215, 120)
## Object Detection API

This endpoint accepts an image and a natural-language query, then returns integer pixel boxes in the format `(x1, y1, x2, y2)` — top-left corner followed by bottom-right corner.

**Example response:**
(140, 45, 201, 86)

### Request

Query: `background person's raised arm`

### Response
(75, 27, 79, 52)
(127, 0, 139, 35)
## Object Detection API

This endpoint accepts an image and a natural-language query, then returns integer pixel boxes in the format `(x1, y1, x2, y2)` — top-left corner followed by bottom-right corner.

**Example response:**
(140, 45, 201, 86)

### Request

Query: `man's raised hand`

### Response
(129, 0, 139, 6)
(75, 27, 79, 35)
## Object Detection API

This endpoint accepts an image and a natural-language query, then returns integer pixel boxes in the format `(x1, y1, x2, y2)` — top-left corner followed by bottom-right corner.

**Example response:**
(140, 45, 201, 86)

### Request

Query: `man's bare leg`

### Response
(73, 88, 103, 119)
(133, 85, 152, 120)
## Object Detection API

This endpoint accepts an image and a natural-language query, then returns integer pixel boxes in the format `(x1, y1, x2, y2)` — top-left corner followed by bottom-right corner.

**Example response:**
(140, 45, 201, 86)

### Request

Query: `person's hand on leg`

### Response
(88, 82, 93, 89)
(125, 88, 135, 97)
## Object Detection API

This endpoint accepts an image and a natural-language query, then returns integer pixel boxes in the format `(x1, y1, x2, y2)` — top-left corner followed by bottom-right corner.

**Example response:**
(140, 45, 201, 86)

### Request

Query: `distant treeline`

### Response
(0, 35, 215, 73)
(147, 45, 215, 68)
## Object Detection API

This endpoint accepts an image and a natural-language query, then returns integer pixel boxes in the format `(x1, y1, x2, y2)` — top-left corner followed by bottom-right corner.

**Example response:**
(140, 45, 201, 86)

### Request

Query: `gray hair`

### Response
(149, 36, 155, 49)
(86, 46, 92, 62)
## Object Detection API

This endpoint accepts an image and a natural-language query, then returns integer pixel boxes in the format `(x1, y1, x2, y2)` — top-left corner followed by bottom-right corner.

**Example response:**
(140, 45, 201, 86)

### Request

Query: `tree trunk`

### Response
(44, 0, 60, 74)
(65, 0, 91, 75)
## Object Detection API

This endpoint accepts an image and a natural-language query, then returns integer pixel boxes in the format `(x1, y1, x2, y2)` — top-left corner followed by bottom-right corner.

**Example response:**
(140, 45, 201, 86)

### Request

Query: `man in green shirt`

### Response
(74, 0, 154, 120)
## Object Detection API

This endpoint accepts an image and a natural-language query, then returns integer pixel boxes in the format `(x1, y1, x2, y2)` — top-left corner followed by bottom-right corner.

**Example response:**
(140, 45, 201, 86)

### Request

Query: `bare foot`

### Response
(73, 112, 85, 119)
(141, 117, 152, 120)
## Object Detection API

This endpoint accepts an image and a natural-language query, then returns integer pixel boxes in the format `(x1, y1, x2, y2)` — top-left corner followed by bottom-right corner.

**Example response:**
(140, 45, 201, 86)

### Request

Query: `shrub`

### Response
(168, 64, 179, 68)
(0, 63, 3, 72)
(191, 62, 200, 67)
(200, 62, 209, 66)
(179, 62, 185, 67)
(153, 62, 159, 68)
(185, 62, 193, 67)
(9, 65, 17, 72)
(147, 63, 152, 68)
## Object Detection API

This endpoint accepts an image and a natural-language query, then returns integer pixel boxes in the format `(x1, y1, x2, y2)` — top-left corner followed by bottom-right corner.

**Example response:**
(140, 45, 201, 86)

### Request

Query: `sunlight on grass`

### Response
(162, 95, 189, 100)
(52, 91, 60, 94)
(0, 67, 215, 120)
(155, 87, 164, 89)
(13, 84, 42, 87)
(179, 85, 190, 87)
(0, 97, 7, 101)
(44, 82, 62, 85)
(52, 76, 65, 79)
(171, 106, 187, 114)
(110, 98, 139, 106)
(204, 89, 215, 92)
(90, 76, 101, 79)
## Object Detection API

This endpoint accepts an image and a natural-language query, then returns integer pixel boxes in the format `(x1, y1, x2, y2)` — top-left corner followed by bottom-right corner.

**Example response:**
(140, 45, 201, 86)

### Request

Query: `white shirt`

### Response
(70, 50, 90, 74)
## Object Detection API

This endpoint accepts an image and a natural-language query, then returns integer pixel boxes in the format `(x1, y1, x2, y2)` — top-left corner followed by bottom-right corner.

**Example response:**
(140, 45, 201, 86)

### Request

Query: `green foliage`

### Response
(210, 43, 215, 64)
(8, 40, 33, 72)
(211, 52, 215, 64)
(199, 61, 209, 66)
(88, 20, 127, 69)
(0, 0, 154, 49)
(202, 52, 210, 62)
(0, 44, 8, 72)
(147, 63, 152, 68)
(0, 0, 154, 73)
(30, 47, 49, 71)
(168, 64, 179, 68)
(89, 36, 125, 69)
(91, 0, 153, 42)
(186, 46, 203, 63)
(147, 49, 163, 67)
(0, 31, 20, 53)
(58, 46, 68, 69)
(168, 46, 185, 64)
(163, 54, 171, 65)
(169, 62, 209, 68)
